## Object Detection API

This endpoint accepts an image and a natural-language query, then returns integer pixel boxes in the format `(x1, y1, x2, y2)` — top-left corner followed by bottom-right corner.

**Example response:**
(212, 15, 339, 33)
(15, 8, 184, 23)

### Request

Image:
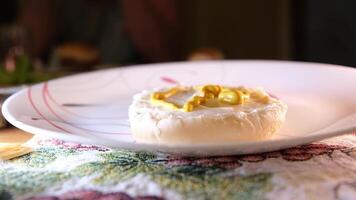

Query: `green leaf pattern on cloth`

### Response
(0, 135, 355, 200)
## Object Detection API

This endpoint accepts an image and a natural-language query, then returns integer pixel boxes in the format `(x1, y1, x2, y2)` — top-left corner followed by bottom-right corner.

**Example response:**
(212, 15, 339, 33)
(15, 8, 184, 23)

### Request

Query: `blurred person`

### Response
(17, 0, 181, 65)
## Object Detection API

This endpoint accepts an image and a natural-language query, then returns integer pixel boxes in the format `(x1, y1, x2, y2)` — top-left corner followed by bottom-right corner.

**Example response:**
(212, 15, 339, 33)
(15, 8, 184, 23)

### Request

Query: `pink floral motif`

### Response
(164, 143, 350, 168)
(27, 197, 58, 200)
(37, 139, 110, 152)
(94, 192, 132, 200)
(263, 151, 281, 158)
(238, 155, 266, 162)
(27, 190, 164, 200)
(280, 144, 345, 161)
(165, 156, 242, 169)
(58, 190, 101, 200)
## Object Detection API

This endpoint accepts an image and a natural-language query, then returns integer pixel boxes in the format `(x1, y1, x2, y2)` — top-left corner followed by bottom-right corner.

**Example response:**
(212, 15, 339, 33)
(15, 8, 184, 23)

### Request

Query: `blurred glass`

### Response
(0, 24, 31, 85)
(0, 24, 30, 60)
(0, 23, 58, 86)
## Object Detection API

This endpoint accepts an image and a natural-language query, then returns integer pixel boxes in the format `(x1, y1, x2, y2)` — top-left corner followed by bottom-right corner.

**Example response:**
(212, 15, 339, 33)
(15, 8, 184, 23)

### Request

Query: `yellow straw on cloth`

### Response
(0, 143, 32, 160)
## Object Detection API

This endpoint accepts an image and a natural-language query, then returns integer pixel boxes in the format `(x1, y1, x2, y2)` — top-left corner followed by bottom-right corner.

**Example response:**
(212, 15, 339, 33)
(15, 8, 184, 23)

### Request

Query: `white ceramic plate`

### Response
(2, 61, 356, 156)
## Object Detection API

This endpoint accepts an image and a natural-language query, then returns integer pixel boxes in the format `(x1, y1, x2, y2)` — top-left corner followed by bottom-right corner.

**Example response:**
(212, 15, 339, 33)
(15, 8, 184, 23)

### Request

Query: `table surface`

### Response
(0, 128, 33, 143)
(0, 128, 355, 200)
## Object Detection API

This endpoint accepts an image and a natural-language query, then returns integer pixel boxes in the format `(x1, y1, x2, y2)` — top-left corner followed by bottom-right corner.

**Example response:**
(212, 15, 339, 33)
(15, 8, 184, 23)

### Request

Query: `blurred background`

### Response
(1, 0, 356, 87)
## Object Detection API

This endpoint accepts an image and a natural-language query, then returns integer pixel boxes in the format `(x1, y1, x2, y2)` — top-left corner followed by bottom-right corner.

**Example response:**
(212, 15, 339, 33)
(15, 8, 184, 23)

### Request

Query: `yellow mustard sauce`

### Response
(150, 85, 270, 112)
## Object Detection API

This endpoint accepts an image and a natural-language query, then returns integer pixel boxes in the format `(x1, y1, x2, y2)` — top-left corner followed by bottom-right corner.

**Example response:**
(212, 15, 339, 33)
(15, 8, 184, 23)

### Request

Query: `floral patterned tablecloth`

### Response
(0, 134, 355, 200)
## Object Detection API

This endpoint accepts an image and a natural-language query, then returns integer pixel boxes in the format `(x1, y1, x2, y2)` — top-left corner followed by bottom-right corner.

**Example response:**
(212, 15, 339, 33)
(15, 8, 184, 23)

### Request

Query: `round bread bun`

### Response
(129, 86, 287, 145)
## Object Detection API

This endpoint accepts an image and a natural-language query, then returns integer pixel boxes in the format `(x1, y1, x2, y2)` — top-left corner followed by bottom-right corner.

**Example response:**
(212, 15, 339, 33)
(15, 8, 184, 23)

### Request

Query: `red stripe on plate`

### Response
(28, 86, 70, 133)
(42, 82, 130, 135)
(161, 76, 179, 84)
(46, 84, 125, 120)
